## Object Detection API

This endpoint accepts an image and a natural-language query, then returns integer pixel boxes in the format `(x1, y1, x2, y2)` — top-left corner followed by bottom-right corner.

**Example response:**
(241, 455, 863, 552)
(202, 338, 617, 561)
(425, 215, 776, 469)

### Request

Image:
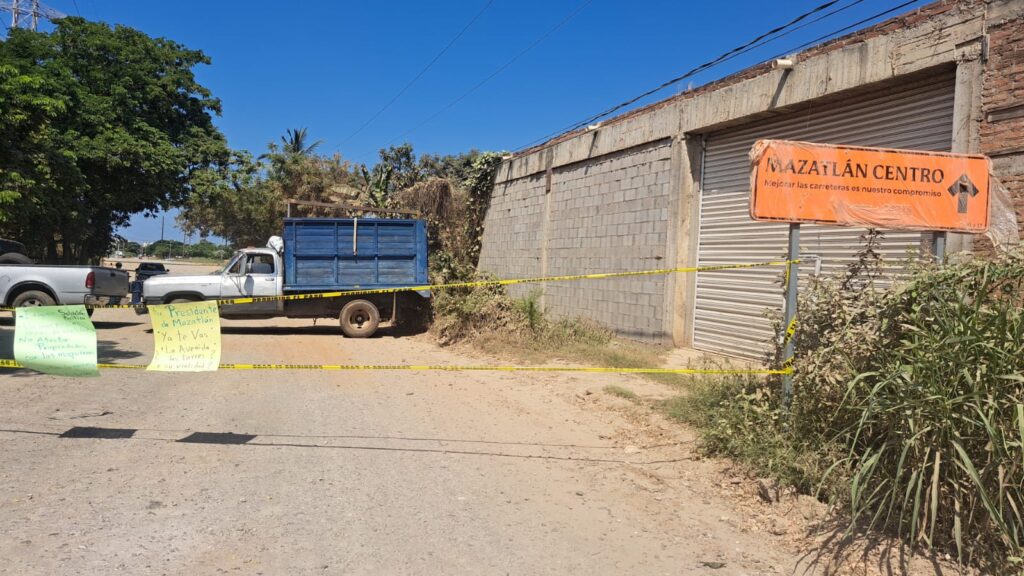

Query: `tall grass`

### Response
(674, 243, 1024, 572)
(830, 254, 1024, 567)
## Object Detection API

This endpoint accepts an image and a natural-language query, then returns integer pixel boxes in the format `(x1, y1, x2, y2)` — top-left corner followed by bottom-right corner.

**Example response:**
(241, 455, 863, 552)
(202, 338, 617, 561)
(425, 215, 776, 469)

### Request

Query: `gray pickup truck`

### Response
(0, 264, 130, 310)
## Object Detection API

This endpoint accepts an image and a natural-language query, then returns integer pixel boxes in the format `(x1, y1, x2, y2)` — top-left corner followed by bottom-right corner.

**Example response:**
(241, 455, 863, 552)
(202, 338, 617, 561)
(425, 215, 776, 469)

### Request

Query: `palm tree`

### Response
(281, 128, 322, 156)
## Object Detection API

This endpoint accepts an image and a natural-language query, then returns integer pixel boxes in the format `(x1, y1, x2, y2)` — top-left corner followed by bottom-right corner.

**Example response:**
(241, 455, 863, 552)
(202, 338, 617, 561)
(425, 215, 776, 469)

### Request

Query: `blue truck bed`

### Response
(282, 218, 429, 292)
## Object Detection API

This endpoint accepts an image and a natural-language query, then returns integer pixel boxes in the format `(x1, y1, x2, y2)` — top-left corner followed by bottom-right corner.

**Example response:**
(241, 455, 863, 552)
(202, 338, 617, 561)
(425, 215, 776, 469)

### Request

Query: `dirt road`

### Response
(0, 310, 855, 574)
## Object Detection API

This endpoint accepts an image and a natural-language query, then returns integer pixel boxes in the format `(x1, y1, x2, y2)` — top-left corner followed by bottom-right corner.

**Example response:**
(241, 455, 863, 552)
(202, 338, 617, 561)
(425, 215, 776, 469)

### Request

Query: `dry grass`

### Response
(432, 284, 687, 387)
(602, 385, 638, 401)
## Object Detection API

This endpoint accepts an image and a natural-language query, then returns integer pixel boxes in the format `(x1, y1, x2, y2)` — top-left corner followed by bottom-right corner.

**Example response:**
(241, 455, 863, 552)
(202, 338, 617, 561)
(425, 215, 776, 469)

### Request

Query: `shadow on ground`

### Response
(98, 339, 143, 361)
(0, 425, 688, 465)
(91, 320, 144, 329)
(795, 517, 950, 576)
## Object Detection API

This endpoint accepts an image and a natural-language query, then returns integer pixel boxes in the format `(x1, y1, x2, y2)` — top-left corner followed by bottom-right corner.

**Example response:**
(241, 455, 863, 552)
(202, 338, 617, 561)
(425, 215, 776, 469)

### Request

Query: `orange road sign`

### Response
(750, 140, 991, 232)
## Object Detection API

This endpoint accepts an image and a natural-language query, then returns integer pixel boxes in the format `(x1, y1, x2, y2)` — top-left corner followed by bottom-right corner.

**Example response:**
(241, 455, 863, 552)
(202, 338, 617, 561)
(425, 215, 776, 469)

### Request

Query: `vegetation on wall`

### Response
(393, 151, 503, 283)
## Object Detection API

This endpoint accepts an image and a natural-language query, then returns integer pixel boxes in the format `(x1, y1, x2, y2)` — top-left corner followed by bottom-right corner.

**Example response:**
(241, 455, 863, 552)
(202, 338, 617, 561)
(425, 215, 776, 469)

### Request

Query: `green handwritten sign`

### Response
(147, 300, 221, 371)
(14, 305, 99, 377)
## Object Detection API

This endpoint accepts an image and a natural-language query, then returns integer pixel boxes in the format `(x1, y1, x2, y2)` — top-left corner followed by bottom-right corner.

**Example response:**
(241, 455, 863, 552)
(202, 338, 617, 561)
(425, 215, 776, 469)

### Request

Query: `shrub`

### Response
(430, 279, 522, 346)
(831, 252, 1024, 568)
(677, 238, 1024, 571)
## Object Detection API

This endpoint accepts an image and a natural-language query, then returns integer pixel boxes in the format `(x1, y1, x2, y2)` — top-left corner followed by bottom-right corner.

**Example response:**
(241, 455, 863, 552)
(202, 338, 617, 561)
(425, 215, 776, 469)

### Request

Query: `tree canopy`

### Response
(178, 132, 496, 249)
(0, 18, 229, 263)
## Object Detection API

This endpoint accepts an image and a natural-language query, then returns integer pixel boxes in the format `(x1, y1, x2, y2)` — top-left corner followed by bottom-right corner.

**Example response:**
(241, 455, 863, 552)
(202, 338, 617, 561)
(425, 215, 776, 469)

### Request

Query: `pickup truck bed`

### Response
(0, 264, 130, 308)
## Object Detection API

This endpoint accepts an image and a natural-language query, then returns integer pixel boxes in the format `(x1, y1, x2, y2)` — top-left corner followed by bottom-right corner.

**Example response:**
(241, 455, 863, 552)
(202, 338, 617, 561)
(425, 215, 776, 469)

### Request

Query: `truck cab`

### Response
(142, 247, 283, 318)
(217, 248, 283, 316)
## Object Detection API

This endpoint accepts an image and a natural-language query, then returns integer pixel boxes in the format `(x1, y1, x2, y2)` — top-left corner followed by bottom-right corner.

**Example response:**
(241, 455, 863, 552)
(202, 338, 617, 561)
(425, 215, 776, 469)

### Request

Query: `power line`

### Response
(390, 0, 593, 144)
(70, 0, 80, 17)
(516, 0, 871, 152)
(515, 0, 929, 155)
(770, 0, 923, 58)
(341, 0, 494, 147)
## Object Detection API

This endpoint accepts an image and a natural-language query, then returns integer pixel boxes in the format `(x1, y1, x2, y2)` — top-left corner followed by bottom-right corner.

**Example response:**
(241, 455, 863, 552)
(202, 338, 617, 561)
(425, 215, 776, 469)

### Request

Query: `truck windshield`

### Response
(221, 252, 244, 274)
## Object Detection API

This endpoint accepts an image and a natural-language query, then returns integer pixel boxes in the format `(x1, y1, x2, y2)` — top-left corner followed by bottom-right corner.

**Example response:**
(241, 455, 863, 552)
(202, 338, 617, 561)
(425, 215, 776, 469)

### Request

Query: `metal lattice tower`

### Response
(2, 0, 65, 31)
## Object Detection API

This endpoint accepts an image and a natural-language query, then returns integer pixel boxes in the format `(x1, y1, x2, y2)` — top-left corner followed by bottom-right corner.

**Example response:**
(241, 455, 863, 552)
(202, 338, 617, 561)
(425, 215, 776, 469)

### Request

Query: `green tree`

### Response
(0, 18, 229, 263)
(178, 151, 281, 248)
(0, 64, 67, 223)
(376, 143, 420, 192)
(261, 128, 359, 212)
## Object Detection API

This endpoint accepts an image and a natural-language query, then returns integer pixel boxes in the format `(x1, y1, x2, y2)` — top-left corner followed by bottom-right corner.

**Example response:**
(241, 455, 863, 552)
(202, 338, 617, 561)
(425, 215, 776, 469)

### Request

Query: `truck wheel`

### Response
(11, 290, 55, 308)
(169, 298, 197, 304)
(339, 299, 380, 338)
(0, 253, 32, 264)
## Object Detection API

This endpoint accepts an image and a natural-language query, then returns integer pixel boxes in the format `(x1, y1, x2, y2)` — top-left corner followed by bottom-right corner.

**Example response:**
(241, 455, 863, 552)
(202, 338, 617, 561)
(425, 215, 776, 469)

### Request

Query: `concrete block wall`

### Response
(477, 172, 547, 285)
(543, 140, 673, 340)
(478, 140, 674, 341)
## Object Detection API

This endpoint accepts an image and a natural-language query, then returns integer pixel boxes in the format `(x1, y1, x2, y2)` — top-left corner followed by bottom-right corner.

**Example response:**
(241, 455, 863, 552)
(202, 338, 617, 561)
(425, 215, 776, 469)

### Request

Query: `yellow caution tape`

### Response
(0, 259, 798, 312)
(783, 315, 798, 344)
(0, 358, 791, 375)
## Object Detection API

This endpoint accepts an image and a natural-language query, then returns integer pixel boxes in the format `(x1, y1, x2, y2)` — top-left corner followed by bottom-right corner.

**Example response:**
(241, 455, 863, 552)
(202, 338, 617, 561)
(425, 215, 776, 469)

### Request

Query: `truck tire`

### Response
(339, 299, 380, 338)
(11, 289, 55, 308)
(0, 253, 32, 264)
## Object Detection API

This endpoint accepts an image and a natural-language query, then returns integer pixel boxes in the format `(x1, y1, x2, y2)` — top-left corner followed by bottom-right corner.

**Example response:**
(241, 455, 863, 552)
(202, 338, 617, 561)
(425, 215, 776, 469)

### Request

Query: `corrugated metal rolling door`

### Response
(694, 74, 955, 359)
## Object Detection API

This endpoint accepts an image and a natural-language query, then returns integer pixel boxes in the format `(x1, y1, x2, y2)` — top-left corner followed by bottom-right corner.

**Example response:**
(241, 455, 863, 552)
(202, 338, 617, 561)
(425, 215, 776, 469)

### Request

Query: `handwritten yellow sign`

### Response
(13, 305, 99, 376)
(147, 300, 221, 372)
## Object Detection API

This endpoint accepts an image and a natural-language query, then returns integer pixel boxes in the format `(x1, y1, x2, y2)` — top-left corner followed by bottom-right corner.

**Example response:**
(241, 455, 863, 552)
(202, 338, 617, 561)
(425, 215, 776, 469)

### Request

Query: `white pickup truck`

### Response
(0, 264, 130, 310)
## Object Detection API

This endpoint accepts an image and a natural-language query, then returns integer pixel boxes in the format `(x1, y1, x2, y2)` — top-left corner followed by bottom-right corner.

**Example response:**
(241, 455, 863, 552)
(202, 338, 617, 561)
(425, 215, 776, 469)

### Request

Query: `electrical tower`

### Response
(1, 0, 65, 32)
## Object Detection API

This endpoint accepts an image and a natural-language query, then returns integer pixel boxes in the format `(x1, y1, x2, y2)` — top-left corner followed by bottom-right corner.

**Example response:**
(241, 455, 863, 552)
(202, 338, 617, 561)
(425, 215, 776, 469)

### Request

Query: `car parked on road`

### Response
(135, 262, 170, 281)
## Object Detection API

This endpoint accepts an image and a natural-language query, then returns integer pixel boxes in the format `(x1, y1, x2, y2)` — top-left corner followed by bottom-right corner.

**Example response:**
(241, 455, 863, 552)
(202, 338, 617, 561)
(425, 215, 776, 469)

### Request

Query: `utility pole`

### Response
(30, 0, 38, 30)
(10, 0, 19, 28)
(160, 213, 165, 242)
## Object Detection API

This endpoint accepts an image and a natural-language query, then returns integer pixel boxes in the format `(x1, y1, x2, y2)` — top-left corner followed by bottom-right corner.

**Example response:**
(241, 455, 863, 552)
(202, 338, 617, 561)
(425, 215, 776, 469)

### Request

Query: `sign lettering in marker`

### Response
(13, 305, 99, 377)
(148, 300, 221, 372)
(750, 140, 991, 232)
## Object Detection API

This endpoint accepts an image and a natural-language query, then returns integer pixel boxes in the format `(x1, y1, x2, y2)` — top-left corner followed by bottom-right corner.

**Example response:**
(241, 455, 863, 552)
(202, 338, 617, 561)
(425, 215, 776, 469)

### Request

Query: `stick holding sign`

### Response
(14, 305, 99, 377)
(148, 300, 221, 372)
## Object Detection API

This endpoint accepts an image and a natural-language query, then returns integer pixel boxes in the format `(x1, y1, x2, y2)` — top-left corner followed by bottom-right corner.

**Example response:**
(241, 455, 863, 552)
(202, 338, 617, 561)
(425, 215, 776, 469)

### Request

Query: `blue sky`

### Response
(22, 0, 928, 243)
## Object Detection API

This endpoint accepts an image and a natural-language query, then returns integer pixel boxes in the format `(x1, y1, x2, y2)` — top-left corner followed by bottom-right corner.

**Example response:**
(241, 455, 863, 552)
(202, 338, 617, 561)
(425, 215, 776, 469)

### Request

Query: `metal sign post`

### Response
(782, 223, 799, 407)
(934, 231, 946, 264)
